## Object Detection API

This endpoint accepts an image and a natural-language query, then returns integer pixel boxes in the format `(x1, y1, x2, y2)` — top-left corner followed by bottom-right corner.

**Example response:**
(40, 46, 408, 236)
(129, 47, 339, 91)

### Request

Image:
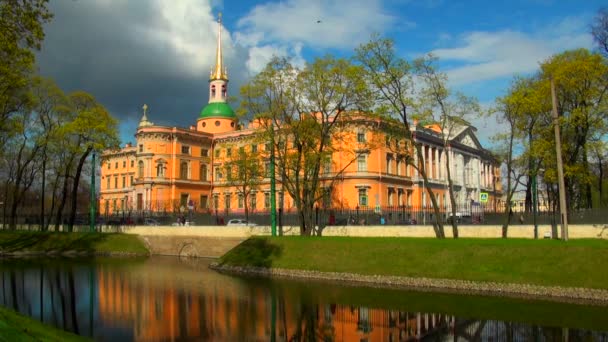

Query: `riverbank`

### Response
(0, 306, 89, 341)
(0, 231, 149, 256)
(214, 236, 608, 304)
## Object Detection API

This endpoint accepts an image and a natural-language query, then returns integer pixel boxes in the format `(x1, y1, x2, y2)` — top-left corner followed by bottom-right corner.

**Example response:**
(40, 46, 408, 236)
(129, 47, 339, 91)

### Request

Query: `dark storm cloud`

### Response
(36, 1, 250, 129)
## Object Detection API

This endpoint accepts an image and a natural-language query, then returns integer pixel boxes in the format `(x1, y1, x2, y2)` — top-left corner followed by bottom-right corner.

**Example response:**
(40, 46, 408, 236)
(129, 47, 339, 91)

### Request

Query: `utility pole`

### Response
(90, 150, 96, 232)
(551, 78, 568, 241)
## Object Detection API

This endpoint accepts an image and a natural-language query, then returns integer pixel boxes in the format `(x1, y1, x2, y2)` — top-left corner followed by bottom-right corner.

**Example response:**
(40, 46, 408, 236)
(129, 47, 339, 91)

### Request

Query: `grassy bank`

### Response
(0, 231, 149, 255)
(220, 236, 608, 289)
(0, 306, 89, 341)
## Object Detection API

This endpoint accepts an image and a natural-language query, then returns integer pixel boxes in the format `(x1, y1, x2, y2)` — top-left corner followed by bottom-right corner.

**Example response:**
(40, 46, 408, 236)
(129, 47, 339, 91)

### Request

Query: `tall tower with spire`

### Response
(198, 13, 236, 133)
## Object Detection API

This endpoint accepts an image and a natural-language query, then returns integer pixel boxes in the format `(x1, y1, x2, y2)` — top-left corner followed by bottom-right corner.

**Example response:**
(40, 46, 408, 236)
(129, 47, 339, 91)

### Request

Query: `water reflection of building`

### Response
(96, 264, 457, 341)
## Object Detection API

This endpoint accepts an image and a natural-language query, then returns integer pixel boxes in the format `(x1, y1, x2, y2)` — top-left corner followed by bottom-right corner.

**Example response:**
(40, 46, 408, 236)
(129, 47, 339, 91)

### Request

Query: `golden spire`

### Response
(210, 12, 227, 80)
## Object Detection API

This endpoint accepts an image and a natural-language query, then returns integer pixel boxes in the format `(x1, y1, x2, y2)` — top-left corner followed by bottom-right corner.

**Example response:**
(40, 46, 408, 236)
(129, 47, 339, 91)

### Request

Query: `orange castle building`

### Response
(99, 16, 502, 219)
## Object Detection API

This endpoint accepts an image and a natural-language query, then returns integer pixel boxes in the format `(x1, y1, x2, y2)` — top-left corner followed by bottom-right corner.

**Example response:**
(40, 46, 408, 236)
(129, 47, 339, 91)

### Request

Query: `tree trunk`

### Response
(54, 172, 71, 231)
(40, 154, 46, 231)
(415, 144, 445, 238)
(67, 147, 92, 232)
(444, 146, 459, 239)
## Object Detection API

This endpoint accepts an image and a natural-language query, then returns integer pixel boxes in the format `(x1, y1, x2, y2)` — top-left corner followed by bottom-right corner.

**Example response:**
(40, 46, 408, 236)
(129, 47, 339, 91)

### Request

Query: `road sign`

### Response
(480, 192, 489, 203)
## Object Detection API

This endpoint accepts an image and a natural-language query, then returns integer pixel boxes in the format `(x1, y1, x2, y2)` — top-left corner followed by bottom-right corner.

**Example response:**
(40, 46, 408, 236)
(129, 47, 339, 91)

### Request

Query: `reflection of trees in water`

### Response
(1, 261, 608, 341)
(0, 264, 94, 338)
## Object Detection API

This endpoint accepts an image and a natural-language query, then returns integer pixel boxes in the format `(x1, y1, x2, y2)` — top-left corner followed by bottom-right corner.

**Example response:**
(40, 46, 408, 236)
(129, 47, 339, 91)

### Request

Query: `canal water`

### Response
(0, 256, 607, 341)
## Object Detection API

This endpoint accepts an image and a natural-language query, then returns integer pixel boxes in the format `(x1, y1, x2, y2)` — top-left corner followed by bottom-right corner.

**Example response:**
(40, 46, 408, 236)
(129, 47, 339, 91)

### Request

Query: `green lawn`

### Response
(0, 231, 149, 255)
(220, 236, 608, 289)
(0, 306, 89, 342)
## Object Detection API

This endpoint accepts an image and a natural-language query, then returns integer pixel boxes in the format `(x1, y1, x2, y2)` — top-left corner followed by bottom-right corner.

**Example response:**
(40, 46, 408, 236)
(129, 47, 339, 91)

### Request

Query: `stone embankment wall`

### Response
(125, 224, 607, 239)
(124, 224, 606, 257)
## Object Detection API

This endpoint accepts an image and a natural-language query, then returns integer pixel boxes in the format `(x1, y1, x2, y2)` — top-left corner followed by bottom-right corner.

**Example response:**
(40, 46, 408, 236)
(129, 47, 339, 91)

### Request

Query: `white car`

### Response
(226, 219, 257, 226)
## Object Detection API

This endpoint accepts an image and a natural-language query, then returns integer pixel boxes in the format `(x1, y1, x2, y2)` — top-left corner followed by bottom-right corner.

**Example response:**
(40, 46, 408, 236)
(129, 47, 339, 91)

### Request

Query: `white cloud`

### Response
(235, 0, 400, 74)
(135, 0, 237, 75)
(431, 16, 594, 85)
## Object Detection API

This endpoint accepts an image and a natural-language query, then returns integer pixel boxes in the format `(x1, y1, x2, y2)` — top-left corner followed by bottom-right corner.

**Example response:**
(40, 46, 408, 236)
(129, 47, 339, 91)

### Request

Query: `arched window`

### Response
(221, 84, 226, 98)
(156, 160, 166, 178)
(200, 164, 207, 181)
(137, 161, 144, 178)
(180, 161, 188, 180)
(211, 84, 216, 98)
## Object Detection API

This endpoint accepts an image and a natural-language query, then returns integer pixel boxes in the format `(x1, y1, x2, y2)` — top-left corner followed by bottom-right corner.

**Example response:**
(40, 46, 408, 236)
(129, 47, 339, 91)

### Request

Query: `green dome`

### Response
(200, 102, 236, 119)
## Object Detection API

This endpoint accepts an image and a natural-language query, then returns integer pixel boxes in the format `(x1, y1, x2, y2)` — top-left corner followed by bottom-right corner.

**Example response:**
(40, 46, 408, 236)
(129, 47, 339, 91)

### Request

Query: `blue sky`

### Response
(38, 0, 604, 147)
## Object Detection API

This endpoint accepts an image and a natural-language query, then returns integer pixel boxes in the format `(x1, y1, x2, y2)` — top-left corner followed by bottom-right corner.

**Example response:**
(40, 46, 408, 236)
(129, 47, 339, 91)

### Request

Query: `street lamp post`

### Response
(90, 151, 96, 232)
(532, 170, 538, 239)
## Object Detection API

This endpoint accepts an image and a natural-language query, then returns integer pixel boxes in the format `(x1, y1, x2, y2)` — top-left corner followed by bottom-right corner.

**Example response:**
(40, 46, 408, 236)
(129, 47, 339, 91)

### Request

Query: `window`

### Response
(113, 199, 117, 211)
(357, 130, 366, 143)
(225, 194, 231, 209)
(238, 194, 244, 209)
(226, 148, 231, 156)
(130, 175, 134, 185)
(181, 145, 190, 155)
(396, 159, 401, 176)
(138, 161, 144, 178)
(115, 162, 118, 169)
(107, 162, 110, 170)
(215, 166, 222, 179)
(156, 161, 165, 178)
(323, 159, 331, 174)
(213, 195, 219, 210)
(114, 176, 118, 188)
(215, 149, 220, 158)
(201, 149, 208, 157)
(120, 198, 125, 211)
(388, 189, 394, 206)
(251, 144, 257, 153)
(398, 190, 404, 206)
(322, 188, 332, 208)
(200, 164, 207, 181)
(106, 177, 110, 189)
(122, 176, 126, 188)
(226, 166, 232, 180)
(250, 193, 257, 210)
(139, 144, 143, 152)
(239, 146, 244, 154)
(131, 160, 134, 168)
(264, 193, 270, 208)
(200, 195, 208, 209)
(180, 161, 188, 179)
(265, 161, 271, 177)
(211, 84, 216, 98)
(386, 155, 392, 174)
(358, 188, 368, 206)
(123, 161, 126, 168)
(357, 154, 367, 172)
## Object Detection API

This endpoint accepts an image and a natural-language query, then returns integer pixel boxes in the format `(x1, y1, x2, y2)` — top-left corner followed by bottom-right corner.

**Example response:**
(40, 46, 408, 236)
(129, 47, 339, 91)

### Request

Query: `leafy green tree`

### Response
(241, 56, 374, 235)
(355, 35, 446, 238)
(223, 143, 264, 221)
(53, 92, 120, 232)
(415, 55, 482, 238)
(0, 0, 52, 148)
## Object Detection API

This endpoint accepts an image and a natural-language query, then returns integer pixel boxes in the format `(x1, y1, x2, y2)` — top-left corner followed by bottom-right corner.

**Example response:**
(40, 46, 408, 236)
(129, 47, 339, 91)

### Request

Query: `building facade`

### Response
(99, 17, 502, 218)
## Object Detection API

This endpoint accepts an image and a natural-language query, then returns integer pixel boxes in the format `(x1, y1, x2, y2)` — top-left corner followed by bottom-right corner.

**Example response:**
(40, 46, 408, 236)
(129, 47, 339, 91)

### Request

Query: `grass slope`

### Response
(220, 236, 608, 289)
(0, 231, 149, 255)
(0, 306, 89, 342)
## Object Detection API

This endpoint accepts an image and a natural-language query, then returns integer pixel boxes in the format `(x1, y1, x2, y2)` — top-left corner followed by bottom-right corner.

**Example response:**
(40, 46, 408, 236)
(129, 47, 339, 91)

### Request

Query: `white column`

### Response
(434, 148, 439, 180)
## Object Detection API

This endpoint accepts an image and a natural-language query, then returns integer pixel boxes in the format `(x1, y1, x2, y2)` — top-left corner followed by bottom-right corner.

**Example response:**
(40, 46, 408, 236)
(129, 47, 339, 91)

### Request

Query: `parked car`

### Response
(144, 218, 161, 226)
(226, 219, 257, 226)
